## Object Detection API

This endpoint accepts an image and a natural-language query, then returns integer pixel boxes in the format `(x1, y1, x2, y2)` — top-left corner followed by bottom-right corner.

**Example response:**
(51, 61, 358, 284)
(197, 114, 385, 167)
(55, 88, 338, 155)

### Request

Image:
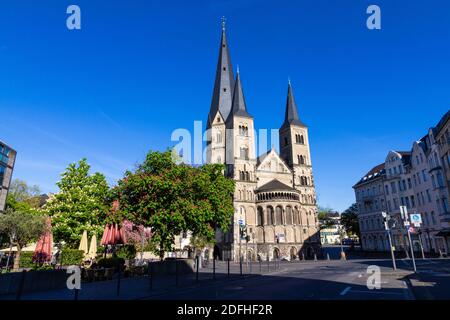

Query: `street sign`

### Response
(410, 213, 422, 226)
(238, 219, 244, 225)
(400, 206, 408, 222)
(408, 226, 415, 233)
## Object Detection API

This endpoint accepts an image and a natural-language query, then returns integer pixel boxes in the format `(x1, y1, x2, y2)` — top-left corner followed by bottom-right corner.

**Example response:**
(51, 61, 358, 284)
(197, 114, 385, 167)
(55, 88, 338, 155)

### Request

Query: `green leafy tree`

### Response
(8, 179, 41, 202)
(45, 159, 110, 247)
(190, 234, 214, 257)
(5, 179, 42, 212)
(317, 206, 335, 230)
(113, 150, 234, 260)
(341, 203, 360, 238)
(0, 209, 47, 270)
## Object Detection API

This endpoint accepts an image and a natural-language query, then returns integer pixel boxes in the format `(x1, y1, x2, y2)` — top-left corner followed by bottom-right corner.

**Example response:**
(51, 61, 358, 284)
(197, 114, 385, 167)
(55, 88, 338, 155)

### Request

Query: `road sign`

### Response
(408, 226, 415, 233)
(238, 219, 244, 225)
(410, 213, 422, 226)
(400, 206, 408, 222)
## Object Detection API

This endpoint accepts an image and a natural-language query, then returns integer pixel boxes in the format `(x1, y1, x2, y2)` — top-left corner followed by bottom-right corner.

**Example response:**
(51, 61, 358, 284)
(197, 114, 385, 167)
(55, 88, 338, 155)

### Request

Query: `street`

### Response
(2, 246, 450, 300)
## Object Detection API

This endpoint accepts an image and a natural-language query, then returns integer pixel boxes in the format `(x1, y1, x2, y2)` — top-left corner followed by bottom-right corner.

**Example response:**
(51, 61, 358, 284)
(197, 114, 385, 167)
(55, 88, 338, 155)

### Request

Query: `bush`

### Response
(97, 257, 125, 271)
(115, 245, 136, 260)
(19, 251, 35, 268)
(60, 249, 84, 266)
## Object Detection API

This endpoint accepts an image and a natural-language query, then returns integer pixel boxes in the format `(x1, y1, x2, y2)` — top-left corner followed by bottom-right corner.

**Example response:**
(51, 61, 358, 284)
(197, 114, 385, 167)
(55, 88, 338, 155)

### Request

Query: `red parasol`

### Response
(33, 217, 53, 264)
(101, 223, 126, 246)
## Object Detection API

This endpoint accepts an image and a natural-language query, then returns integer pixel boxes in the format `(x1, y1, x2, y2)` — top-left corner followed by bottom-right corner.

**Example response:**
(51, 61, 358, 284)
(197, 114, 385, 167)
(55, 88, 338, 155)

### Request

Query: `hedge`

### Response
(97, 257, 125, 271)
(115, 245, 136, 260)
(60, 249, 84, 266)
(19, 251, 35, 268)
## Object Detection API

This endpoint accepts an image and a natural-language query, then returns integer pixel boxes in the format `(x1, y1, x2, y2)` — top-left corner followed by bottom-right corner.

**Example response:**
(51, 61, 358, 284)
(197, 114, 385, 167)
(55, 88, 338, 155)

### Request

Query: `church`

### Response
(205, 22, 321, 261)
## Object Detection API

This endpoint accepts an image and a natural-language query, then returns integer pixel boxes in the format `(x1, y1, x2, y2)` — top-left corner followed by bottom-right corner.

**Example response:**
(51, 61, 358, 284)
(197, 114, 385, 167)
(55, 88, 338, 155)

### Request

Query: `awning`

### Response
(436, 229, 450, 237)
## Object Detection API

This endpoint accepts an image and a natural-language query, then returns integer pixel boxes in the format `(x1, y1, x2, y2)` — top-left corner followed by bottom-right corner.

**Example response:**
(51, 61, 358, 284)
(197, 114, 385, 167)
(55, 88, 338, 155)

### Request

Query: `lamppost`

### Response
(339, 225, 346, 260)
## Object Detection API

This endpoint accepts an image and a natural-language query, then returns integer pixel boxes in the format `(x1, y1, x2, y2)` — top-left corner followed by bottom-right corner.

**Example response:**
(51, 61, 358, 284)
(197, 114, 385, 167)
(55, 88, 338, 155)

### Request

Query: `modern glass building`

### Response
(0, 140, 16, 212)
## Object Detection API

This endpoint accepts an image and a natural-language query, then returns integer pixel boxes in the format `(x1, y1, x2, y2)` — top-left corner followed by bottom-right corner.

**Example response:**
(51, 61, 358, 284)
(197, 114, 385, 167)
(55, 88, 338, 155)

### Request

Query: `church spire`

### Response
(281, 81, 305, 128)
(207, 18, 235, 128)
(228, 70, 251, 121)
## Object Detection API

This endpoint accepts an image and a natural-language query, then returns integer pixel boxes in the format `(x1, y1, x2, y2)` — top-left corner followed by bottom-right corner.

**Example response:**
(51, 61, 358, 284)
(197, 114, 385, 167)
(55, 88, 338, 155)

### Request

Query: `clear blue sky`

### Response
(1, 0, 449, 212)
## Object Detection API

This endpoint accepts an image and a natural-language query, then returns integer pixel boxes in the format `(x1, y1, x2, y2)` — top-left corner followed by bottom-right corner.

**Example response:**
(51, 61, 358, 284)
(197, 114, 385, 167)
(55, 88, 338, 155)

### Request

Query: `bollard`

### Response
(175, 260, 179, 287)
(314, 253, 317, 261)
(227, 258, 230, 279)
(196, 256, 199, 283)
(149, 262, 153, 290)
(302, 252, 305, 261)
(240, 256, 243, 276)
(213, 258, 216, 280)
(327, 253, 330, 260)
(16, 270, 27, 301)
(117, 267, 121, 297)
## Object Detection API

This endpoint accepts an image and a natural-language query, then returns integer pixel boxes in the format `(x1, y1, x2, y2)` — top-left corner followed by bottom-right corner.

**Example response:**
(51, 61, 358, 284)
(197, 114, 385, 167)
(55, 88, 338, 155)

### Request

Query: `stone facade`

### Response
(354, 110, 450, 254)
(205, 26, 320, 261)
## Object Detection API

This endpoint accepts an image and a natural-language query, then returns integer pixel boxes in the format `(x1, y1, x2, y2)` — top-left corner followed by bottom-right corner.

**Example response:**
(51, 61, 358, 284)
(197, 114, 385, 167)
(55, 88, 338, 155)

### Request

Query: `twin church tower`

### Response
(205, 22, 320, 261)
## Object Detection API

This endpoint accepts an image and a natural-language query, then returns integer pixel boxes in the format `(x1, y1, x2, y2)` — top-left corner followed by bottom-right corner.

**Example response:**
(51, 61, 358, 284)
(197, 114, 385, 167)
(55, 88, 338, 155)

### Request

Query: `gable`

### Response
(256, 149, 291, 174)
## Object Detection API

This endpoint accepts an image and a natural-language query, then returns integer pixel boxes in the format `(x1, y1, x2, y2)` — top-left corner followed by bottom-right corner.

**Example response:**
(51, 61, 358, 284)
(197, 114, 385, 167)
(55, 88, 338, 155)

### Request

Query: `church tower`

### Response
(206, 21, 234, 165)
(225, 70, 258, 260)
(279, 82, 319, 235)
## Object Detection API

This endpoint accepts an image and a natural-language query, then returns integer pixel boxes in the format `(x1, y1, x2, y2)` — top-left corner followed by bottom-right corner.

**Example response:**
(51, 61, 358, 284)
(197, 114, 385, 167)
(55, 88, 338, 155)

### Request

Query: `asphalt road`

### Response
(147, 258, 414, 300)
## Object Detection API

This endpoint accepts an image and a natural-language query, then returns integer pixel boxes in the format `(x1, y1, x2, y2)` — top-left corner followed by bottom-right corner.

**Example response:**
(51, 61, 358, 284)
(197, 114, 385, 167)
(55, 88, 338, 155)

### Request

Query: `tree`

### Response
(341, 203, 360, 238)
(113, 150, 235, 260)
(190, 234, 214, 257)
(0, 209, 47, 270)
(317, 206, 335, 230)
(8, 179, 41, 203)
(5, 179, 42, 211)
(45, 159, 110, 247)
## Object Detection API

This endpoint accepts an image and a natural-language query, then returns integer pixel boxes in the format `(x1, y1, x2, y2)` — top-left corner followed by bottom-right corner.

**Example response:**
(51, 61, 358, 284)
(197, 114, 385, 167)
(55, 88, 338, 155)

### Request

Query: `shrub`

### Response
(60, 249, 84, 266)
(19, 251, 35, 268)
(97, 257, 125, 271)
(115, 245, 136, 260)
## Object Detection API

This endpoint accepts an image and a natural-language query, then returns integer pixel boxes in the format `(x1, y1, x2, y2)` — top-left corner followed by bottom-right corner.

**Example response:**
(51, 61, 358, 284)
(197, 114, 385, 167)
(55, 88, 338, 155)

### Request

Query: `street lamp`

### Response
(339, 225, 346, 260)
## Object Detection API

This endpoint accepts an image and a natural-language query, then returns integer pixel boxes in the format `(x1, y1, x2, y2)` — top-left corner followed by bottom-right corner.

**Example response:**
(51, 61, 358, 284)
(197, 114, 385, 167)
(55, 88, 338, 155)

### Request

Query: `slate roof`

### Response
(207, 29, 235, 128)
(353, 163, 385, 188)
(227, 71, 252, 123)
(256, 179, 296, 192)
(281, 83, 306, 128)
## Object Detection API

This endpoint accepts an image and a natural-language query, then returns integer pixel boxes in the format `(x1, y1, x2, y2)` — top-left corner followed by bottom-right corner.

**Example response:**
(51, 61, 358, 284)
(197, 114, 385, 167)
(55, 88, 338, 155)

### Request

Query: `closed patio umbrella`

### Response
(33, 217, 53, 264)
(88, 234, 97, 259)
(79, 230, 89, 257)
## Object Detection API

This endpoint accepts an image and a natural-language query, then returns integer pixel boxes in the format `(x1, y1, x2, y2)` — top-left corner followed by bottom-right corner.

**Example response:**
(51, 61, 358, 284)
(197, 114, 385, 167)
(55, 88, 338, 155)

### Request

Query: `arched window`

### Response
(294, 207, 300, 225)
(216, 131, 222, 143)
(276, 206, 283, 225)
(240, 147, 249, 160)
(257, 207, 264, 226)
(286, 206, 293, 225)
(267, 206, 274, 225)
(300, 135, 305, 144)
